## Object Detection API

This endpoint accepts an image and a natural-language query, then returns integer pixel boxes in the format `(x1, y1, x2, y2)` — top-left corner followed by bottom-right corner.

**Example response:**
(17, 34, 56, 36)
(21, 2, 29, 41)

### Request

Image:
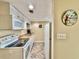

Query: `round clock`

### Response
(61, 9, 78, 26)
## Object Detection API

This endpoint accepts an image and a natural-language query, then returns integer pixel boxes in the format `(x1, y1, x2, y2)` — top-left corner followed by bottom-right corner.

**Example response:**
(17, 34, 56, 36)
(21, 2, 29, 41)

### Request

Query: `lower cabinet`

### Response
(0, 37, 34, 59)
(0, 47, 23, 59)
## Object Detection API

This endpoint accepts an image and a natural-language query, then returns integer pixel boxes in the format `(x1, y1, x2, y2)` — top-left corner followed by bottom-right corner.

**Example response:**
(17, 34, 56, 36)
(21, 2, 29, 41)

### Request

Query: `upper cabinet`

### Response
(12, 15, 25, 30)
(0, 1, 27, 30)
(0, 1, 10, 15)
(0, 15, 26, 30)
(0, 15, 12, 29)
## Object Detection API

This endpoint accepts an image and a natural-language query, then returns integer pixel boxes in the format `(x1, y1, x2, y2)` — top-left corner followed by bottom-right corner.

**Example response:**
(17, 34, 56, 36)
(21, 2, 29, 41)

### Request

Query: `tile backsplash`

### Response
(0, 30, 22, 37)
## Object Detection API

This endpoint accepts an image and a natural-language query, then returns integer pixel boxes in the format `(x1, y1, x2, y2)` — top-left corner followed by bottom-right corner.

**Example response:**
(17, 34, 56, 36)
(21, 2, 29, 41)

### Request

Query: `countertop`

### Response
(19, 34, 33, 39)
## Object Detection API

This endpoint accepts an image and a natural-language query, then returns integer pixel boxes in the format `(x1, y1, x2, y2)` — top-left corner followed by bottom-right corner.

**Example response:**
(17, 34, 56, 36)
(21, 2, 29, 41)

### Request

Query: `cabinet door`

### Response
(0, 15, 25, 30)
(10, 5, 27, 30)
(9, 48, 23, 59)
(0, 15, 12, 29)
(0, 1, 10, 15)
(0, 48, 23, 59)
(12, 16, 24, 30)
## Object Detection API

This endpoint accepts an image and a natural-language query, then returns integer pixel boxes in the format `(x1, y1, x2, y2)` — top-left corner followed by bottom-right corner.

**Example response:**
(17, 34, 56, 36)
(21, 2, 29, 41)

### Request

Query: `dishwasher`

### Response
(0, 35, 34, 59)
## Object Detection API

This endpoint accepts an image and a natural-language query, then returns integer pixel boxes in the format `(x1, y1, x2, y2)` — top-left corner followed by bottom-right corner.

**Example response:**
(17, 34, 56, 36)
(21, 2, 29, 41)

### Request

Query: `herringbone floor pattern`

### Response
(30, 42, 45, 59)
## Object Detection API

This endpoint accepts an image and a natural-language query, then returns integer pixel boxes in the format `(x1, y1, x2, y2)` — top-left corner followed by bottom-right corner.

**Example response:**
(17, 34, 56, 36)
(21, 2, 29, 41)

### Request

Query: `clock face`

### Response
(62, 9, 78, 26)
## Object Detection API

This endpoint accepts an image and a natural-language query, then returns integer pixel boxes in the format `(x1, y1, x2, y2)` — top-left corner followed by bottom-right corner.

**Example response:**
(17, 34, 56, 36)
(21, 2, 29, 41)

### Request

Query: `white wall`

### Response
(54, 0, 79, 59)
(31, 22, 45, 42)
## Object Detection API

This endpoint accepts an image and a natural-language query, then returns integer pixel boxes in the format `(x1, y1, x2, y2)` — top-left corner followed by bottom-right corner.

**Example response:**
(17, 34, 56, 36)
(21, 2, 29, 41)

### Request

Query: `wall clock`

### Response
(61, 9, 78, 26)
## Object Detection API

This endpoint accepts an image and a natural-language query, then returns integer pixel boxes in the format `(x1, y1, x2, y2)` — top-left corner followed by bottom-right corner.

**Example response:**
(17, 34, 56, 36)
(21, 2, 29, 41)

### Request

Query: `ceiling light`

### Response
(33, 23, 39, 28)
(29, 4, 34, 10)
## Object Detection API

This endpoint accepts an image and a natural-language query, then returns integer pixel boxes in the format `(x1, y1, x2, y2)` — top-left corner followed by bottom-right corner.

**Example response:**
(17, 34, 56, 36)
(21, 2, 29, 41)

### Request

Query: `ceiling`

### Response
(2, 0, 53, 22)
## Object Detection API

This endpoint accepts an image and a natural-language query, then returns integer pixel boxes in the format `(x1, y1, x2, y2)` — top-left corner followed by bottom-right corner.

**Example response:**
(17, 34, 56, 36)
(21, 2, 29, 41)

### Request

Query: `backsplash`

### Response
(0, 30, 21, 37)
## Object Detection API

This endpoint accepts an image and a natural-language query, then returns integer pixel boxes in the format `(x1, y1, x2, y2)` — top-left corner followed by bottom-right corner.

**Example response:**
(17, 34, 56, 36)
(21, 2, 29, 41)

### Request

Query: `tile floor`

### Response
(30, 42, 45, 59)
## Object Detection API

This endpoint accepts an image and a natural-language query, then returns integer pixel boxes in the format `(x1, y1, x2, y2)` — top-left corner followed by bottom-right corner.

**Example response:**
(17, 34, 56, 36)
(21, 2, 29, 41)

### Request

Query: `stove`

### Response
(0, 35, 18, 48)
(0, 35, 34, 59)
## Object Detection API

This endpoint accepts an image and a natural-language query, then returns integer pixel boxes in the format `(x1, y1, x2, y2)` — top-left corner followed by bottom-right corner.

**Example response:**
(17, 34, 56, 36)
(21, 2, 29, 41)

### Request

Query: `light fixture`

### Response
(29, 4, 34, 10)
(28, 4, 34, 13)
(33, 23, 39, 28)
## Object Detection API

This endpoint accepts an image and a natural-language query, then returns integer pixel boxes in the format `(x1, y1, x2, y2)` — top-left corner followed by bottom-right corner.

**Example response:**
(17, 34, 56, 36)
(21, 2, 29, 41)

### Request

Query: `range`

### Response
(0, 34, 34, 59)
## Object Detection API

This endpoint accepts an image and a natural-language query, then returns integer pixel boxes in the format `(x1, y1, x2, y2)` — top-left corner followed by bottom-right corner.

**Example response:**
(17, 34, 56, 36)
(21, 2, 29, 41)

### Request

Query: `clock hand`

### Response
(64, 15, 68, 25)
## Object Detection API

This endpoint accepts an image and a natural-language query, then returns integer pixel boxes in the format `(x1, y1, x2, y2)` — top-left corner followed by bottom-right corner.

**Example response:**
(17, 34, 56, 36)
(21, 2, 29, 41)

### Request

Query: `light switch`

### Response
(57, 33, 67, 40)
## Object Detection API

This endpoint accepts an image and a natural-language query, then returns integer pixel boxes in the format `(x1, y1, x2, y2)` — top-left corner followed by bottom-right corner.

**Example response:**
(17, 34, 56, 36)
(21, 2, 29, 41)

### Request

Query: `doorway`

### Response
(30, 21, 51, 59)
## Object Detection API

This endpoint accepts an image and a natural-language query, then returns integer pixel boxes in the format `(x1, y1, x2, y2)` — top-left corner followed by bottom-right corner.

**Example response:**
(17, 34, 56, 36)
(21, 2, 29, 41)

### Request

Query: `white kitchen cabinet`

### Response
(0, 47, 23, 59)
(12, 15, 25, 30)
(0, 1, 27, 30)
(0, 1, 10, 15)
(10, 5, 25, 21)
(0, 15, 25, 30)
(0, 35, 34, 59)
(0, 15, 12, 29)
(10, 5, 28, 30)
(0, 1, 24, 20)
